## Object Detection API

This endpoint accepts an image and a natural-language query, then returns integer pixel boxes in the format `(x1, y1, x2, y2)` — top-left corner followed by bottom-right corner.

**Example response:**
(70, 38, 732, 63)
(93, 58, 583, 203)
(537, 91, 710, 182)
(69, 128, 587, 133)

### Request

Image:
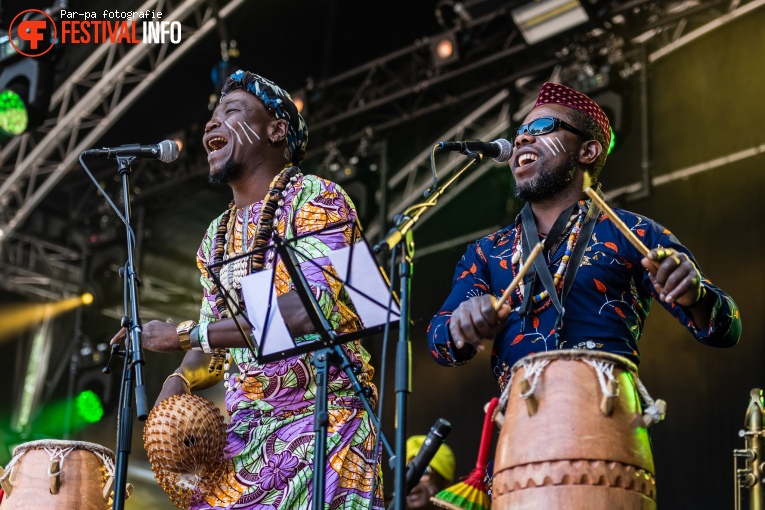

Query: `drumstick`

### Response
(493, 241, 544, 311)
(583, 187, 659, 267)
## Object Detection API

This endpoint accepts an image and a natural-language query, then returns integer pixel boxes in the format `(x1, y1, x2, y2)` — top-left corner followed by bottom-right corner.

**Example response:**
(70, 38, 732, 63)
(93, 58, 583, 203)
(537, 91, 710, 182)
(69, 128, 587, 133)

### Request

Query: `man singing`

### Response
(113, 70, 382, 509)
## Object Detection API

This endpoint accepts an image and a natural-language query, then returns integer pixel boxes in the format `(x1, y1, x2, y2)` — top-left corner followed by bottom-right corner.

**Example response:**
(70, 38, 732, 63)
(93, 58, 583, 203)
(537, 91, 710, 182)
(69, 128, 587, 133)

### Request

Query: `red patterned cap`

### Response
(534, 82, 611, 148)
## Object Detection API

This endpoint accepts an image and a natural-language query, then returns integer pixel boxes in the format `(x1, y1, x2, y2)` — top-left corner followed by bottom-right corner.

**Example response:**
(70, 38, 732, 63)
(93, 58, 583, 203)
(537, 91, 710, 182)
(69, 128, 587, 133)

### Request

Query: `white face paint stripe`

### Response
(237, 122, 253, 144)
(224, 121, 243, 145)
(242, 122, 261, 140)
(541, 137, 557, 154)
(554, 136, 566, 152)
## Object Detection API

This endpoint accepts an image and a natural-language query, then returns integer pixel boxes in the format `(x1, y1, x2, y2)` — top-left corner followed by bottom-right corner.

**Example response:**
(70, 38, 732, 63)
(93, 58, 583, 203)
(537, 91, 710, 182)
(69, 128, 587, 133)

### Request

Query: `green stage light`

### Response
(608, 126, 616, 155)
(75, 389, 104, 424)
(0, 88, 28, 137)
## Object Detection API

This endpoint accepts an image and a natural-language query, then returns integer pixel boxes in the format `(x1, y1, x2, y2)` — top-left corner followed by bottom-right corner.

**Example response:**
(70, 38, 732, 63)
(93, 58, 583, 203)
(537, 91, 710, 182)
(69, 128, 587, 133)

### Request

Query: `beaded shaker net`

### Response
(143, 394, 227, 509)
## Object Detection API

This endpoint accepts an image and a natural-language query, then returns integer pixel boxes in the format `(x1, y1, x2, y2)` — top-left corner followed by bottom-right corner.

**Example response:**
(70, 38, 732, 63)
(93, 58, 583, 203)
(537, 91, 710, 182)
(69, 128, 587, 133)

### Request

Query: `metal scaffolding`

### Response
(0, 0, 760, 302)
(0, 0, 246, 245)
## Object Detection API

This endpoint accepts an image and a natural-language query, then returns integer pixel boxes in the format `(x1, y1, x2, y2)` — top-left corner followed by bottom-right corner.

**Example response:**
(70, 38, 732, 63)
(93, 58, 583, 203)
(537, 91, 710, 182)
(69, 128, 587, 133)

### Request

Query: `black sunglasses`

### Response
(513, 116, 587, 141)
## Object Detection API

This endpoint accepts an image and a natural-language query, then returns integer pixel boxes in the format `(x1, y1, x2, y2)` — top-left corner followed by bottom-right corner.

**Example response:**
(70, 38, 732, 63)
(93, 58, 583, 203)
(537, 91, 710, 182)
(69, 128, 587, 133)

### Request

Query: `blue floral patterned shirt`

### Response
(427, 200, 741, 392)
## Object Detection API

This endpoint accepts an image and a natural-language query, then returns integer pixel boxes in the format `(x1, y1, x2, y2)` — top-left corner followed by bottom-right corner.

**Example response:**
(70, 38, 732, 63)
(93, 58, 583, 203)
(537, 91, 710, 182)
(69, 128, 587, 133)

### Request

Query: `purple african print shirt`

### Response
(192, 174, 383, 509)
(427, 199, 741, 392)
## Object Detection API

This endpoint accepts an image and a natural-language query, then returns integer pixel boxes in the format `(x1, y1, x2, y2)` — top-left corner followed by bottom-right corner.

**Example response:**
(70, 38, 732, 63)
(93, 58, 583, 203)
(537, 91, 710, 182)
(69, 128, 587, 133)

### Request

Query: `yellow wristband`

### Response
(164, 372, 191, 389)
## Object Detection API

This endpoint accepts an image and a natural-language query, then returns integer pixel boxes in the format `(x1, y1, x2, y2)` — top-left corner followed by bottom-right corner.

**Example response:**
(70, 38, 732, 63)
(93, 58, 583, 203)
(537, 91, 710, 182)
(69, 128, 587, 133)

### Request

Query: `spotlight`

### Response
(0, 87, 28, 137)
(435, 38, 454, 60)
(75, 389, 104, 424)
(430, 32, 460, 67)
(0, 58, 52, 140)
(74, 349, 113, 425)
(0, 17, 55, 140)
(293, 96, 305, 114)
(166, 129, 186, 155)
(511, 0, 590, 45)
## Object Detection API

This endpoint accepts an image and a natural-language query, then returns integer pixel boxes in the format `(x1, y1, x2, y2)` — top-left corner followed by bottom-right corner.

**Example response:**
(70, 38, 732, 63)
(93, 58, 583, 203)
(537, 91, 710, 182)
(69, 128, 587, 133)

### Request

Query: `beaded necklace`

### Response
(510, 206, 584, 313)
(207, 166, 302, 384)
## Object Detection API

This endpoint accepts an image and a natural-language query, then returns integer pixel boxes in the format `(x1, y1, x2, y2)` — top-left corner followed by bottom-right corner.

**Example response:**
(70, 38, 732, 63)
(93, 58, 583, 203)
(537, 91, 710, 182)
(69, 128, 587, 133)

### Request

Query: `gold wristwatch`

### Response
(176, 320, 197, 351)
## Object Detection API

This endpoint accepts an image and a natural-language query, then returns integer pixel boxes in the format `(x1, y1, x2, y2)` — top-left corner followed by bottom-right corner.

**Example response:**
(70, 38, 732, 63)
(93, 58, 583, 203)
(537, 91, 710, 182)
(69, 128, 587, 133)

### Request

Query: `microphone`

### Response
(404, 418, 452, 495)
(385, 418, 452, 509)
(82, 140, 180, 163)
(437, 138, 512, 163)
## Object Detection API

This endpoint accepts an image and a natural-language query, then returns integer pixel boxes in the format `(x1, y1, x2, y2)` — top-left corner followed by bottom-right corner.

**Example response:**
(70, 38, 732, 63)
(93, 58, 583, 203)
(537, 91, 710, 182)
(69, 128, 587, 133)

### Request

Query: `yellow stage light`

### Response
(0, 295, 94, 342)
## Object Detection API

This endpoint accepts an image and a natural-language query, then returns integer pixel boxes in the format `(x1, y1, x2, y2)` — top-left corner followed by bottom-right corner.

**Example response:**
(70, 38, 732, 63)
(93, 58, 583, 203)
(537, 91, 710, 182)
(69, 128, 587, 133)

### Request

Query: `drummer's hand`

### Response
(110, 319, 183, 352)
(155, 373, 191, 407)
(449, 295, 510, 354)
(642, 247, 704, 307)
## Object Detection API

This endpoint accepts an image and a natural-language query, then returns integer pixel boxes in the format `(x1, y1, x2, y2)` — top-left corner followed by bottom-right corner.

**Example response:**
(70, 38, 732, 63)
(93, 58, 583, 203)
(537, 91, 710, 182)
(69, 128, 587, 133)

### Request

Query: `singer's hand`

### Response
(109, 319, 183, 352)
(449, 295, 510, 354)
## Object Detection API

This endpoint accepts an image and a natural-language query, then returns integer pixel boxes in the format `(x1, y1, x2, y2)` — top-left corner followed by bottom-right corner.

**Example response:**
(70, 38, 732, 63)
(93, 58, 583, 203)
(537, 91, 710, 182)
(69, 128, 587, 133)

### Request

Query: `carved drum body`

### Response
(0, 439, 120, 510)
(492, 350, 658, 510)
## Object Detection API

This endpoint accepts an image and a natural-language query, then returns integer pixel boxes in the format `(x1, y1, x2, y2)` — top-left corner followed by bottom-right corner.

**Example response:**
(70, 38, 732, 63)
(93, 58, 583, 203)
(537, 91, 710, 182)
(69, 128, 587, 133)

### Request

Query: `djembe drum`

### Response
(492, 350, 665, 510)
(143, 393, 227, 509)
(0, 439, 127, 510)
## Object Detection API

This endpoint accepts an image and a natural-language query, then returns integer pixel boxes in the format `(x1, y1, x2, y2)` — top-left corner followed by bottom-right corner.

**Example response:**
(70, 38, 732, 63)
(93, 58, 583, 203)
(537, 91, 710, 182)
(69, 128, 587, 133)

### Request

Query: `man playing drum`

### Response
(426, 82, 741, 395)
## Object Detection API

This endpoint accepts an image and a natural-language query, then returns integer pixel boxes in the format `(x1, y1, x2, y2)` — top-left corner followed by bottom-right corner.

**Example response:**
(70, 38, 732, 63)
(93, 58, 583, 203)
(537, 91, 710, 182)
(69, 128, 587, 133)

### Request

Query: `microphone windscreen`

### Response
(492, 138, 513, 163)
(158, 140, 180, 163)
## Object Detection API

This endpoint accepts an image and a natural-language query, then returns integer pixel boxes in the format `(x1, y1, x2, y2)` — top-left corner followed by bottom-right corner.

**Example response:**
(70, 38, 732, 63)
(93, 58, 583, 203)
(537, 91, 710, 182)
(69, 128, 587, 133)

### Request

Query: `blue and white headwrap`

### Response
(221, 70, 308, 165)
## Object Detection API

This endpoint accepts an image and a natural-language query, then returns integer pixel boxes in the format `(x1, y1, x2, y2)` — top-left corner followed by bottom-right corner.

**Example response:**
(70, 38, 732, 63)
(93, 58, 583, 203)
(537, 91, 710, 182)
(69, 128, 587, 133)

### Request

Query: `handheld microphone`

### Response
(437, 138, 512, 163)
(81, 140, 180, 163)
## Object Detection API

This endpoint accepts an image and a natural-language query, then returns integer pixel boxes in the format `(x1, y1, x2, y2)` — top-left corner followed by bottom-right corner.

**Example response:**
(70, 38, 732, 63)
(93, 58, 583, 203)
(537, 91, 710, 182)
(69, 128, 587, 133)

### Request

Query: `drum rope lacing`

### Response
(497, 353, 667, 428)
(44, 446, 75, 477)
(498, 358, 550, 410)
(583, 358, 619, 399)
(0, 454, 22, 483)
(635, 377, 667, 426)
(0, 441, 116, 482)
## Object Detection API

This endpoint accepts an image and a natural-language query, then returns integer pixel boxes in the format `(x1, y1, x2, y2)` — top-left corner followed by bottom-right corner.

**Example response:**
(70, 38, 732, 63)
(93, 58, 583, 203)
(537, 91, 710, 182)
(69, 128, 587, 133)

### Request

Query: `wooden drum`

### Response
(0, 439, 125, 510)
(492, 350, 661, 510)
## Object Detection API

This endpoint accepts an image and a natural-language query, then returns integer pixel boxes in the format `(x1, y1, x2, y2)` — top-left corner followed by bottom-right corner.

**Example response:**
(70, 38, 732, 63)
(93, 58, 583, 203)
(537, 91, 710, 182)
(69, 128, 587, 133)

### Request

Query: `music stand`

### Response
(206, 220, 399, 510)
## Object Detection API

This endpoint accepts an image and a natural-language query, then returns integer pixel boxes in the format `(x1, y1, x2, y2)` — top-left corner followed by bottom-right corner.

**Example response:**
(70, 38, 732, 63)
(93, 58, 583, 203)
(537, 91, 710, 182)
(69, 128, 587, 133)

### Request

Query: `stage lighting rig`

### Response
(0, 18, 55, 140)
(511, 0, 590, 45)
(208, 39, 240, 110)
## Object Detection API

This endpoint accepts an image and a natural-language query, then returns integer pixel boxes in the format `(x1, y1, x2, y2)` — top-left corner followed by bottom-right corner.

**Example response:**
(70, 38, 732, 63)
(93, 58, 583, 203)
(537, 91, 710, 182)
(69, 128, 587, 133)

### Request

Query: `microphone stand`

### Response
(110, 155, 149, 510)
(374, 151, 483, 510)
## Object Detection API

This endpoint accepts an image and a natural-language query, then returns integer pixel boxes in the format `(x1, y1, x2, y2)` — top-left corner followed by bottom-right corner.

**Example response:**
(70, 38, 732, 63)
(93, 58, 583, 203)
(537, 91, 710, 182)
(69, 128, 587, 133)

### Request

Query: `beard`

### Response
(208, 158, 242, 185)
(514, 152, 578, 202)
